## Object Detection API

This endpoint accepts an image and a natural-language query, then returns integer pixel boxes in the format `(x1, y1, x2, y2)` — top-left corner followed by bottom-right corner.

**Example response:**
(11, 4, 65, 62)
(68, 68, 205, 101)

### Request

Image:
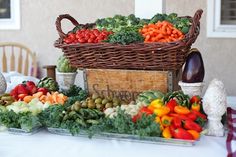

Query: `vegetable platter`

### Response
(0, 78, 87, 134)
(41, 90, 206, 146)
(54, 9, 203, 71)
(0, 78, 207, 146)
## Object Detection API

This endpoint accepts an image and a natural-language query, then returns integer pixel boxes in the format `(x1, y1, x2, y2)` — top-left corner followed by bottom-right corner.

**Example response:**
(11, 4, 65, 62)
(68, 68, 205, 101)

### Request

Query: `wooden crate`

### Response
(83, 69, 181, 102)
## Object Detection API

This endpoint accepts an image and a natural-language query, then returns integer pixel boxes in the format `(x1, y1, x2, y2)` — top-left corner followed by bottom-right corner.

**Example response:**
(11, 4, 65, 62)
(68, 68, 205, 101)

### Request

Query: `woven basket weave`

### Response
(54, 9, 203, 71)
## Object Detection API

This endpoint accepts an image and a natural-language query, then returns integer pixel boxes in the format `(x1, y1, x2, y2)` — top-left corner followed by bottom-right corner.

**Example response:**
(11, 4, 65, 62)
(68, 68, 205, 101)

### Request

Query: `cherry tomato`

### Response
(76, 34, 82, 39)
(84, 34, 90, 40)
(94, 38, 98, 43)
(88, 38, 94, 43)
(68, 33, 76, 41)
(78, 38, 86, 43)
(102, 31, 108, 36)
(97, 34, 104, 40)
(64, 37, 73, 44)
(90, 34, 96, 39)
(93, 31, 100, 37)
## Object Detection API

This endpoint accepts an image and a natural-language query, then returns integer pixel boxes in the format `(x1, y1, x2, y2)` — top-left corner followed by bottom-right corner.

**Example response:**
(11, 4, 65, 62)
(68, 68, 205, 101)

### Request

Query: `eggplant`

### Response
(182, 48, 205, 83)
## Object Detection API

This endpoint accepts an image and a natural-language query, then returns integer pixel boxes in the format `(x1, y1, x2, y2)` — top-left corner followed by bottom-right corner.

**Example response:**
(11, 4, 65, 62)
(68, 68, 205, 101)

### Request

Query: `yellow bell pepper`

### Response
(162, 127, 172, 139)
(154, 106, 170, 117)
(148, 99, 163, 111)
(161, 115, 173, 127)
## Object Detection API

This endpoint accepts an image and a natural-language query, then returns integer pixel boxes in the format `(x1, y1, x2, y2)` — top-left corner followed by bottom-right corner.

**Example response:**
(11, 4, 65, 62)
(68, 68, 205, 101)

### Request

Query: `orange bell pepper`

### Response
(174, 106, 190, 115)
(161, 115, 173, 127)
(191, 103, 200, 112)
(187, 130, 200, 140)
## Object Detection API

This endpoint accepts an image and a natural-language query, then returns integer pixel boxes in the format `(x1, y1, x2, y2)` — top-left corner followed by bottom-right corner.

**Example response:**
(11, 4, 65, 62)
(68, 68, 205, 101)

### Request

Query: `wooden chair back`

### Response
(0, 42, 37, 77)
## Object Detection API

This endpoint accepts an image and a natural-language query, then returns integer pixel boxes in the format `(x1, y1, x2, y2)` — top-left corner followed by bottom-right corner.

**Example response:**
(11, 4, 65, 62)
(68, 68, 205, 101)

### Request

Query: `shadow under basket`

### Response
(54, 10, 203, 71)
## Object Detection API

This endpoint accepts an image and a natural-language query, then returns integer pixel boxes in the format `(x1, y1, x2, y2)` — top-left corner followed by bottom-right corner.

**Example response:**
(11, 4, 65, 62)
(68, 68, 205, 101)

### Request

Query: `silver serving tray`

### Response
(47, 127, 197, 146)
(8, 127, 42, 135)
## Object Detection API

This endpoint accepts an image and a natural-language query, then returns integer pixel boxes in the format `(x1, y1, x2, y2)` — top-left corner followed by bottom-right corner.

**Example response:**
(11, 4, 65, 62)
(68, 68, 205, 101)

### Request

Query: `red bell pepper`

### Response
(191, 110, 207, 120)
(139, 106, 153, 115)
(132, 106, 153, 123)
(183, 119, 202, 132)
(187, 112, 197, 121)
(190, 95, 201, 104)
(166, 99, 177, 113)
(171, 127, 194, 140)
(169, 113, 189, 120)
(172, 116, 182, 128)
(132, 114, 140, 123)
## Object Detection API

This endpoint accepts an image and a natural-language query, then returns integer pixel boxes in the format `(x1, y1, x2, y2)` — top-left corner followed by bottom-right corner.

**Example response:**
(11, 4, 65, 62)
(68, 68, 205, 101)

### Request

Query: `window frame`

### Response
(207, 0, 236, 38)
(0, 0, 20, 30)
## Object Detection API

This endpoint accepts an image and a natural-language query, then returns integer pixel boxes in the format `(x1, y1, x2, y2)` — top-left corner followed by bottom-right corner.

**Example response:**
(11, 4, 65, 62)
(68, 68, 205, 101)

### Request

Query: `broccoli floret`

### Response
(150, 13, 165, 23)
(127, 14, 136, 20)
(127, 19, 138, 26)
(168, 13, 178, 19)
(106, 17, 114, 23)
(126, 14, 140, 26)
(114, 15, 126, 21)
(180, 18, 191, 25)
(181, 27, 189, 34)
(118, 21, 127, 26)
(95, 19, 102, 25)
(139, 19, 150, 25)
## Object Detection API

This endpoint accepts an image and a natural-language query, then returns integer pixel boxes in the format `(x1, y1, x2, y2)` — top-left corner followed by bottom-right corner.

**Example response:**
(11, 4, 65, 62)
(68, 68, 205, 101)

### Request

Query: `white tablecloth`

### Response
(0, 98, 235, 157)
(0, 130, 227, 157)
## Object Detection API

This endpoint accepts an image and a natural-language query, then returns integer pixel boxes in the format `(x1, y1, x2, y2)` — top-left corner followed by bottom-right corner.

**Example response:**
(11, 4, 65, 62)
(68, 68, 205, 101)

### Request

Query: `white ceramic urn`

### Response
(56, 71, 77, 90)
(178, 81, 204, 97)
(0, 72, 7, 94)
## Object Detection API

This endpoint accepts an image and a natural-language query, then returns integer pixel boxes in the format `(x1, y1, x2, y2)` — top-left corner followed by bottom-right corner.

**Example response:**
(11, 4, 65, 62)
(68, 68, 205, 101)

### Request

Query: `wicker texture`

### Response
(54, 10, 203, 71)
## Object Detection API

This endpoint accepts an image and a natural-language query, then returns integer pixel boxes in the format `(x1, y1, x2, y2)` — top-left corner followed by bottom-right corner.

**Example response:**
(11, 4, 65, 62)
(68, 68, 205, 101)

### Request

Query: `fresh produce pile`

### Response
(39, 90, 206, 140)
(140, 21, 184, 43)
(62, 13, 191, 45)
(10, 79, 65, 105)
(0, 80, 87, 132)
(0, 79, 207, 141)
(63, 29, 112, 44)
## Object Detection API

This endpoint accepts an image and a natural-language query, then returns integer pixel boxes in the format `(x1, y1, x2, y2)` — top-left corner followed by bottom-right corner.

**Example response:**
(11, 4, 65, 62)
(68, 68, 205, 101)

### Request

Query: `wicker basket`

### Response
(54, 9, 203, 71)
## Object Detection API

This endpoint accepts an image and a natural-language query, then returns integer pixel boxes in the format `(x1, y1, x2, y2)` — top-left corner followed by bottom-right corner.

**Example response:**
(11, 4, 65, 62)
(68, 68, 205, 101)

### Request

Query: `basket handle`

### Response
(189, 9, 203, 38)
(55, 14, 79, 38)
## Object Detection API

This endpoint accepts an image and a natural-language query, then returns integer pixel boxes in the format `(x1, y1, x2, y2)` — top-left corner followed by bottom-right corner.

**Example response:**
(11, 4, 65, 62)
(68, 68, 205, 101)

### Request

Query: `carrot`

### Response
(167, 28, 172, 35)
(146, 35, 151, 40)
(23, 96, 34, 103)
(33, 92, 43, 98)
